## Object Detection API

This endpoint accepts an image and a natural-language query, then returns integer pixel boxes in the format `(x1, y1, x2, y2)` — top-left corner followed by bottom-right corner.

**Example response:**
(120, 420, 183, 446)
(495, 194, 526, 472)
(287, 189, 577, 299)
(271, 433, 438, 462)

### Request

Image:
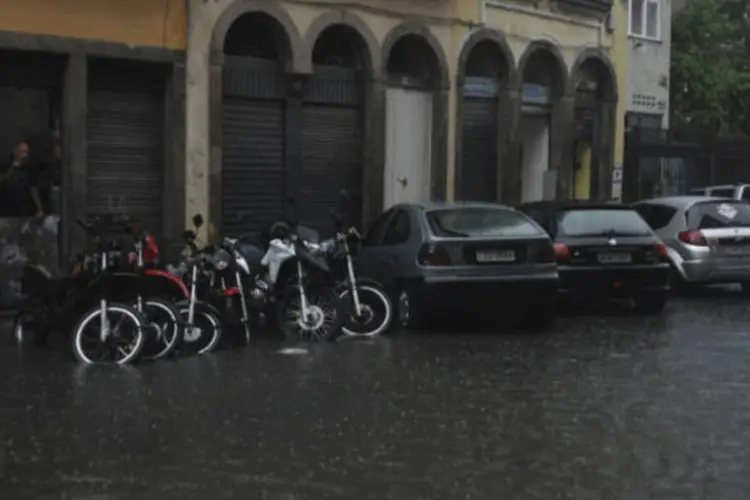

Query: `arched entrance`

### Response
(570, 53, 617, 200)
(301, 24, 369, 233)
(383, 28, 447, 208)
(517, 43, 567, 203)
(220, 12, 292, 237)
(456, 34, 514, 201)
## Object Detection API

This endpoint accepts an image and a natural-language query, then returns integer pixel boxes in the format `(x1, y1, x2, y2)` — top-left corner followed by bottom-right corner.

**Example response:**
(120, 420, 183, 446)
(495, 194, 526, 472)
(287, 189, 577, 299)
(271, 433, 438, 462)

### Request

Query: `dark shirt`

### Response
(0, 160, 39, 217)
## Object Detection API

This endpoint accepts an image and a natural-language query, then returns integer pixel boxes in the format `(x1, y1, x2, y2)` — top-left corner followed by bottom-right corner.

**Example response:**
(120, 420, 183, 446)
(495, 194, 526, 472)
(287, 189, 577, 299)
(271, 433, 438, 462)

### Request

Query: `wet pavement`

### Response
(2, 289, 750, 499)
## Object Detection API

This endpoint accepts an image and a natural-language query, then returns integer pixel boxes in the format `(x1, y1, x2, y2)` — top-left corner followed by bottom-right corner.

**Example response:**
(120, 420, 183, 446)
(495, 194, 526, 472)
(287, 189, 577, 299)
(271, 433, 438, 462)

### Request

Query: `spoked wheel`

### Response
(277, 287, 344, 341)
(339, 285, 393, 337)
(71, 303, 146, 365)
(177, 306, 222, 355)
(138, 298, 182, 360)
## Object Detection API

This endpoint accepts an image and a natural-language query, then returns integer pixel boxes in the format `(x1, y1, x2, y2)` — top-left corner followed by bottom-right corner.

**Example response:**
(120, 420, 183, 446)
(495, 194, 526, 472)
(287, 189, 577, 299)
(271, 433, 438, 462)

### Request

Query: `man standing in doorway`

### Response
(0, 140, 45, 217)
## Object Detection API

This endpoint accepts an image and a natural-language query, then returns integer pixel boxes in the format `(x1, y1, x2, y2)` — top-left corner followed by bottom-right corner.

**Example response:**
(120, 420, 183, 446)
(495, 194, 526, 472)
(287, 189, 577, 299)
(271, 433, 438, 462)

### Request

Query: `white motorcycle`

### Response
(220, 219, 345, 342)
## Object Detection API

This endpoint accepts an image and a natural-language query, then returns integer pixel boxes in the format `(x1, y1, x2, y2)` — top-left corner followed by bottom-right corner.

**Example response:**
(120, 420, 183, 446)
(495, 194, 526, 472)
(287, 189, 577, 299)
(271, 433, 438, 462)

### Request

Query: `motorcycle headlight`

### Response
(216, 260, 228, 270)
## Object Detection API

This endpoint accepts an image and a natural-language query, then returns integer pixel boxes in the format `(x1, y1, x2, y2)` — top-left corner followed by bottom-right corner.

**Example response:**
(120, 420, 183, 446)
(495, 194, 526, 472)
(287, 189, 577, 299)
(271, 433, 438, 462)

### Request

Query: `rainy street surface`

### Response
(2, 289, 750, 499)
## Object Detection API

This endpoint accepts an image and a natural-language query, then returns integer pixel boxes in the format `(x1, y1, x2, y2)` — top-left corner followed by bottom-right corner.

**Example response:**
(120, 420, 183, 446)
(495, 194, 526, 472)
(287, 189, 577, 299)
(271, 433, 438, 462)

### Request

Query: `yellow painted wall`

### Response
(611, 0, 628, 199)
(0, 0, 186, 49)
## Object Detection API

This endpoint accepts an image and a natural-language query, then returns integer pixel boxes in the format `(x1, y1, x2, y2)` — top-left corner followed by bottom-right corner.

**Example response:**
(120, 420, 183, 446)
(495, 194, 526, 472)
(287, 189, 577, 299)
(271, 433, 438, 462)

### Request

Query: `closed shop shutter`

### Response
(87, 61, 165, 238)
(221, 97, 285, 237)
(221, 57, 285, 238)
(301, 67, 363, 235)
(459, 96, 498, 202)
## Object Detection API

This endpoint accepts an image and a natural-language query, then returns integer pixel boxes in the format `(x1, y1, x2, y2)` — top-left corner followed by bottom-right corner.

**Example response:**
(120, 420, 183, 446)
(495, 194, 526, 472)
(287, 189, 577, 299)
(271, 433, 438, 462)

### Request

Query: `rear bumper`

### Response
(680, 259, 750, 283)
(558, 263, 670, 297)
(417, 267, 559, 309)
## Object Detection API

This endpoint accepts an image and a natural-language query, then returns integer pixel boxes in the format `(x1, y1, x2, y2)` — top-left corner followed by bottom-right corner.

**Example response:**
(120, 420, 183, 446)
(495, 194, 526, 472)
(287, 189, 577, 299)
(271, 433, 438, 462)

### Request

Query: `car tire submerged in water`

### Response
(395, 287, 426, 331)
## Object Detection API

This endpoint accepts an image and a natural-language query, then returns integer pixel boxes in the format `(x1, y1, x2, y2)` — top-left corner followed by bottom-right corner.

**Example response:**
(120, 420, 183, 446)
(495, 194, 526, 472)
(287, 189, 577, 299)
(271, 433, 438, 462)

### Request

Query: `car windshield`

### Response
(426, 207, 542, 237)
(687, 201, 750, 229)
(708, 188, 735, 198)
(555, 208, 652, 237)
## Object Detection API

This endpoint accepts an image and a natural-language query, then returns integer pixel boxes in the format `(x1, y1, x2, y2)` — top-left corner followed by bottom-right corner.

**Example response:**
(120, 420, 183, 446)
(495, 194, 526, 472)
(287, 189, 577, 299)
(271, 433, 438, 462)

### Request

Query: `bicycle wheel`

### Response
(71, 302, 146, 365)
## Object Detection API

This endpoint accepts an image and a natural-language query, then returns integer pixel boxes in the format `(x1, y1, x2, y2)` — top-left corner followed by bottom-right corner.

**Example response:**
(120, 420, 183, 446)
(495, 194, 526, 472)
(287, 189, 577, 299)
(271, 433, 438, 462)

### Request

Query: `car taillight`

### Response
(678, 230, 707, 246)
(655, 242, 668, 258)
(532, 243, 555, 263)
(418, 244, 452, 266)
(553, 242, 570, 261)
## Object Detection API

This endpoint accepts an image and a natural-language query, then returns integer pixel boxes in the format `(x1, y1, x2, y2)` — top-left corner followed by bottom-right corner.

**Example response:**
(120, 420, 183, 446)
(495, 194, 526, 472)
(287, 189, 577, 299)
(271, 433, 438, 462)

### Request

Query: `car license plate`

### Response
(476, 249, 515, 263)
(597, 252, 631, 264)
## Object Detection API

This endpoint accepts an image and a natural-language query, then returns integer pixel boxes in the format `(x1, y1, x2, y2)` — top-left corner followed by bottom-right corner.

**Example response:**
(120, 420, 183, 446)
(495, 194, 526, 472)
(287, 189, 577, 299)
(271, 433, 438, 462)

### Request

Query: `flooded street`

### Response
(2, 290, 750, 499)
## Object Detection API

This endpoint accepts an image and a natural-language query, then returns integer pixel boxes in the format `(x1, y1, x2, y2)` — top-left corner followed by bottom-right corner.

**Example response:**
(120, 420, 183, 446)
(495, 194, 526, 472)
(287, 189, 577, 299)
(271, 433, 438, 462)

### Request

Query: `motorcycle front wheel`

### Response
(71, 303, 146, 365)
(177, 301, 222, 355)
(339, 284, 393, 337)
(276, 286, 344, 341)
(138, 298, 182, 360)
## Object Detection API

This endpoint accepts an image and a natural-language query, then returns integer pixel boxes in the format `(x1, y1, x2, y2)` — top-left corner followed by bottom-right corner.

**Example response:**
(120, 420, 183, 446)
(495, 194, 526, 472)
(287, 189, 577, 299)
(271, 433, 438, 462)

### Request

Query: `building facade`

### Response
(0, 0, 187, 257)
(625, 0, 670, 128)
(185, 0, 627, 239)
(456, 0, 622, 204)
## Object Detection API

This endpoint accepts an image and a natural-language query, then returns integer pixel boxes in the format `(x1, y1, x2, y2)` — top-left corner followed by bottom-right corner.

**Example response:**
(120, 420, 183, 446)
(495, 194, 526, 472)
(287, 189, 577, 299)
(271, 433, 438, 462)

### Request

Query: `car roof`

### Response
(400, 201, 516, 211)
(517, 200, 631, 211)
(635, 196, 733, 209)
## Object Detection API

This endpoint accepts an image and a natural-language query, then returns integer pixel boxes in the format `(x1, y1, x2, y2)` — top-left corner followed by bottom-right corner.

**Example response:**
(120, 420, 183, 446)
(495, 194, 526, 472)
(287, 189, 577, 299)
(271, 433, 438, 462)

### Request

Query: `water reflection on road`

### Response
(1, 289, 749, 499)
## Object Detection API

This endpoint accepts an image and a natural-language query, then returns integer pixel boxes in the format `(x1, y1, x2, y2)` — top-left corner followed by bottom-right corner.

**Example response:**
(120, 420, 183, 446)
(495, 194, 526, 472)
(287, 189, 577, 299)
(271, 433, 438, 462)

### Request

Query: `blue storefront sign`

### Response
(522, 83, 551, 106)
(462, 77, 501, 98)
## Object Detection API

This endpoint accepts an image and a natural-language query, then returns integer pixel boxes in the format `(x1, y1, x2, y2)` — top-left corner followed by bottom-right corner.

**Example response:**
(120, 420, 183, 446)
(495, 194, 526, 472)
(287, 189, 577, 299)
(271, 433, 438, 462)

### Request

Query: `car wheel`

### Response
(634, 292, 667, 315)
(396, 287, 425, 331)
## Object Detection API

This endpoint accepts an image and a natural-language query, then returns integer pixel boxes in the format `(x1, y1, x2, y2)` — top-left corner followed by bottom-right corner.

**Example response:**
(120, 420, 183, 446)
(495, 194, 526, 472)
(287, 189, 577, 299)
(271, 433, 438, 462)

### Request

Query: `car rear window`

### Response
(687, 201, 750, 229)
(426, 207, 542, 237)
(555, 208, 653, 237)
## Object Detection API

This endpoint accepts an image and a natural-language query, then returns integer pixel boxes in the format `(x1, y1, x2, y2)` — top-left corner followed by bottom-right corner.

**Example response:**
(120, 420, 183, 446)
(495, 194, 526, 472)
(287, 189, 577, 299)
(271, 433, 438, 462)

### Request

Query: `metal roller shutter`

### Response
(221, 97, 284, 237)
(300, 67, 363, 236)
(87, 61, 165, 238)
(221, 57, 286, 238)
(459, 96, 499, 202)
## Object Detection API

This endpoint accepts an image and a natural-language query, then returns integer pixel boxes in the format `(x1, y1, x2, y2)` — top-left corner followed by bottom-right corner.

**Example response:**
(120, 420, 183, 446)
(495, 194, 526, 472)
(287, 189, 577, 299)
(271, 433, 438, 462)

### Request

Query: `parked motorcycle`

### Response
(216, 199, 344, 341)
(15, 216, 150, 364)
(172, 214, 223, 355)
(313, 190, 393, 337)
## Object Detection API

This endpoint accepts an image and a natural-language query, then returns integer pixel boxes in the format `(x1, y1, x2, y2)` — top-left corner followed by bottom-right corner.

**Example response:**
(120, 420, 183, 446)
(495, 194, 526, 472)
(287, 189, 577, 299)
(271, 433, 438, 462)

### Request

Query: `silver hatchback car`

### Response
(633, 196, 750, 290)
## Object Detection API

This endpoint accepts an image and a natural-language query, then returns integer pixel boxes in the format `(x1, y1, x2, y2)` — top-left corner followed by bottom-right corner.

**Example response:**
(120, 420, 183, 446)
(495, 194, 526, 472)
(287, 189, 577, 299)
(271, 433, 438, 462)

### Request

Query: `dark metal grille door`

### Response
(459, 96, 499, 202)
(87, 65, 164, 238)
(301, 67, 363, 235)
(221, 97, 285, 238)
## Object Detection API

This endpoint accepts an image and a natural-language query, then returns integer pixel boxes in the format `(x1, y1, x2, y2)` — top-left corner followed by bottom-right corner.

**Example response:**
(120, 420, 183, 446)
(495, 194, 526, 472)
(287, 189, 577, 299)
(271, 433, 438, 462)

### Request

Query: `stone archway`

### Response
(455, 28, 516, 202)
(297, 22, 374, 233)
(568, 49, 618, 200)
(214, 10, 299, 238)
(515, 41, 568, 203)
(381, 22, 450, 208)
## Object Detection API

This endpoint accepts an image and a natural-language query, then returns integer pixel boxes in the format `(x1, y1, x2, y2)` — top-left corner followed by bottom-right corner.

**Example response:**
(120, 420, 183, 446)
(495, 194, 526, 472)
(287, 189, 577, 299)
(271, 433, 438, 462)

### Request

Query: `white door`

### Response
(384, 87, 432, 208)
(519, 114, 550, 202)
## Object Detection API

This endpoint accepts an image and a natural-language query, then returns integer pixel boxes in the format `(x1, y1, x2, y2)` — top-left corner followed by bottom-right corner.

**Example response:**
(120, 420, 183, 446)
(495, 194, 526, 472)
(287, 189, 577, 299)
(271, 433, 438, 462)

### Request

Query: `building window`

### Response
(629, 0, 660, 40)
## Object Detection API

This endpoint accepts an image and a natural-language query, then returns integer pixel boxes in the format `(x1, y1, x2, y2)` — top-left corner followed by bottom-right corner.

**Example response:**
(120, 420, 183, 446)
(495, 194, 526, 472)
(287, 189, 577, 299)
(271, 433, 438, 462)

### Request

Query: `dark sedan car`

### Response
(355, 202, 559, 329)
(517, 201, 670, 313)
